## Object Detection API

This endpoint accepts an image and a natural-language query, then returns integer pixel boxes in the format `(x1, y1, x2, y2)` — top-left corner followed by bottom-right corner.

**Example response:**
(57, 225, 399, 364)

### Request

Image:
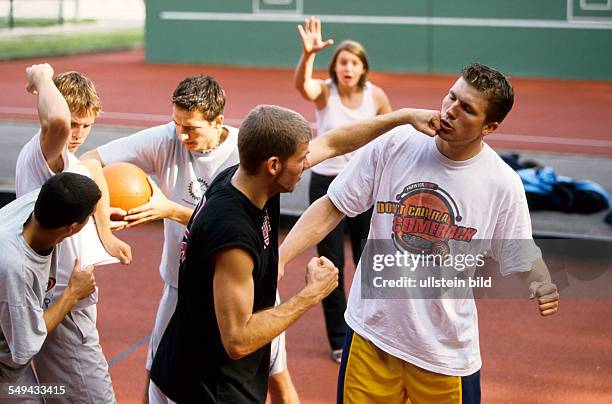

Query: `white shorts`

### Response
(269, 291, 287, 375)
(34, 305, 115, 404)
(147, 284, 288, 375)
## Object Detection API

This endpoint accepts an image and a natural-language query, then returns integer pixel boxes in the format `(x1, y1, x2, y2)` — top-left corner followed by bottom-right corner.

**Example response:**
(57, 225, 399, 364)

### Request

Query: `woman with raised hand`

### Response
(294, 17, 392, 364)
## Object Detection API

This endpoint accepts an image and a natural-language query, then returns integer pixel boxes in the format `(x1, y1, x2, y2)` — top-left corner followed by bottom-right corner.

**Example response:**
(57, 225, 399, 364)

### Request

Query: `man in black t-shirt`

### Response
(151, 105, 442, 403)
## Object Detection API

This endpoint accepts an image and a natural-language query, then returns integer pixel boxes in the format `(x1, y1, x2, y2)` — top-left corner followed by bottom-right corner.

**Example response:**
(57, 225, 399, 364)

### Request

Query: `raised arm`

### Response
(294, 17, 334, 106)
(26, 63, 71, 173)
(214, 248, 338, 359)
(307, 108, 441, 168)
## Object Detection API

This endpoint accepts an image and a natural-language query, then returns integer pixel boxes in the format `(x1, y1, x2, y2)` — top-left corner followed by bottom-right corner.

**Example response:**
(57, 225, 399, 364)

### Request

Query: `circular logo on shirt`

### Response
(188, 178, 209, 202)
(390, 182, 475, 254)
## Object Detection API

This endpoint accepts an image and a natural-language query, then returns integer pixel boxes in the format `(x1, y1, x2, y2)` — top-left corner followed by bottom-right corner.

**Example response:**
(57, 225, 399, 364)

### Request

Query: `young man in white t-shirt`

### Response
(16, 64, 131, 404)
(280, 63, 559, 403)
(80, 76, 300, 403)
(0, 173, 99, 400)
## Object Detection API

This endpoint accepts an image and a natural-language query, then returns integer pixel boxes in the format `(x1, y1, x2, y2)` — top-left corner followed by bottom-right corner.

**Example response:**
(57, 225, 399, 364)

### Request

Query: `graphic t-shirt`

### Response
(328, 125, 540, 376)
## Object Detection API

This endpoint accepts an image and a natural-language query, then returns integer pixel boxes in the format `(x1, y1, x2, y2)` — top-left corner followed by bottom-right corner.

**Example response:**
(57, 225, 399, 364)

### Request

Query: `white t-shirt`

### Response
(15, 133, 117, 310)
(97, 122, 239, 287)
(0, 190, 57, 381)
(312, 80, 377, 176)
(327, 126, 540, 376)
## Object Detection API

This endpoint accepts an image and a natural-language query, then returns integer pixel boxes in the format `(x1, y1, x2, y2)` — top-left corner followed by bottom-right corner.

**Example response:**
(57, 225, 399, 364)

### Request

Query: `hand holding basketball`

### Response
(123, 177, 173, 228)
(103, 162, 152, 211)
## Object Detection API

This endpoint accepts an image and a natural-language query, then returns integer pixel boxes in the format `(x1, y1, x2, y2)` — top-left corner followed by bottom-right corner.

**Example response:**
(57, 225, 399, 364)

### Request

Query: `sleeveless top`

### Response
(312, 79, 377, 176)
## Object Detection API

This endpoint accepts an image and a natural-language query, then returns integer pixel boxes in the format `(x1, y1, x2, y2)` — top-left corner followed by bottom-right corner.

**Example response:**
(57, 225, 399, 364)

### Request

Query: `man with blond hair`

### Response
(16, 63, 131, 403)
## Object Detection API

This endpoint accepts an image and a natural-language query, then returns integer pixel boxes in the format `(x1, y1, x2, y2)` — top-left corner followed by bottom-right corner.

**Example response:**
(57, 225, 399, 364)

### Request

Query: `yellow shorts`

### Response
(337, 328, 480, 404)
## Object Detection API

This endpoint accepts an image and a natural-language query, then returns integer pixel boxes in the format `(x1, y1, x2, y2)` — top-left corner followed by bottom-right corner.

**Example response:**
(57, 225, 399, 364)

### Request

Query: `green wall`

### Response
(146, 0, 612, 80)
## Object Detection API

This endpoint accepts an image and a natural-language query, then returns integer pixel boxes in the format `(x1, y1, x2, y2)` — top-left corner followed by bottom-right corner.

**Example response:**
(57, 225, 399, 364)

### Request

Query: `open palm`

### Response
(297, 17, 334, 54)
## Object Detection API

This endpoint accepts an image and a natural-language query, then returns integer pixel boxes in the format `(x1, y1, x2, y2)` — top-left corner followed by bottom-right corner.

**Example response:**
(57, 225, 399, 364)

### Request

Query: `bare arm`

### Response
(79, 149, 104, 164)
(279, 196, 344, 274)
(43, 261, 96, 334)
(26, 64, 71, 173)
(294, 17, 333, 105)
(518, 257, 559, 316)
(308, 108, 441, 168)
(373, 85, 393, 115)
(80, 159, 132, 263)
(214, 248, 338, 359)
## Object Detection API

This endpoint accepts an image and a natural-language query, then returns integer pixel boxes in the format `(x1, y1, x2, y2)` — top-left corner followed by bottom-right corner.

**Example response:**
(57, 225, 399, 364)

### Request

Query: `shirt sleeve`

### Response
(327, 132, 389, 218)
(15, 133, 69, 197)
(0, 300, 46, 366)
(490, 179, 542, 276)
(97, 124, 171, 174)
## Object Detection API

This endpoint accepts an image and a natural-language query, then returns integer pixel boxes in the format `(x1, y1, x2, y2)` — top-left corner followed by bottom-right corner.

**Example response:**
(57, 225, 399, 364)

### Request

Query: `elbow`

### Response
(221, 330, 253, 360)
(224, 340, 250, 360)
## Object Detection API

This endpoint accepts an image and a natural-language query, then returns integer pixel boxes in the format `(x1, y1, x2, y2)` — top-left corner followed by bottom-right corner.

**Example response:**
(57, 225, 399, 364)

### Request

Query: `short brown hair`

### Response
(172, 75, 225, 120)
(54, 71, 101, 116)
(461, 63, 514, 124)
(238, 105, 312, 175)
(329, 40, 369, 89)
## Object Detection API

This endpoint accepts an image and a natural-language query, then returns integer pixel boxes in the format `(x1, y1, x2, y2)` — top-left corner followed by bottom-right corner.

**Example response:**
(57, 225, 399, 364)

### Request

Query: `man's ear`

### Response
(266, 157, 282, 176)
(482, 122, 499, 138)
(214, 114, 224, 127)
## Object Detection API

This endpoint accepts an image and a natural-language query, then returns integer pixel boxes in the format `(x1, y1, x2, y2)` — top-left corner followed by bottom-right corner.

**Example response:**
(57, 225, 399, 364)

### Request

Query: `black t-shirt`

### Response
(151, 165, 279, 403)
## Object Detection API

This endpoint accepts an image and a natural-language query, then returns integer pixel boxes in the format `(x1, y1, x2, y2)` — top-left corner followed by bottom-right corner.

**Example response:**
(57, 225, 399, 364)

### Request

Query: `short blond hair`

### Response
(53, 71, 101, 116)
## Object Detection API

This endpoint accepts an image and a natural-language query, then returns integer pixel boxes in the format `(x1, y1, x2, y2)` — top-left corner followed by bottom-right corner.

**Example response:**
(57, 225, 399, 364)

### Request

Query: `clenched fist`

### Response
(304, 256, 339, 303)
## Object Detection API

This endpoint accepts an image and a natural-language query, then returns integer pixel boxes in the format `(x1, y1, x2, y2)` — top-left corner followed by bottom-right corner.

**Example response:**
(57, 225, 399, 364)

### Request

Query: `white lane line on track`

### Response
(2, 106, 611, 148)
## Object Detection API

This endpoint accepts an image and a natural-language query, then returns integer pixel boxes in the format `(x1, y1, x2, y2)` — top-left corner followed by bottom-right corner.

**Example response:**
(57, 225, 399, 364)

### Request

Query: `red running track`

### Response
(1, 49, 611, 156)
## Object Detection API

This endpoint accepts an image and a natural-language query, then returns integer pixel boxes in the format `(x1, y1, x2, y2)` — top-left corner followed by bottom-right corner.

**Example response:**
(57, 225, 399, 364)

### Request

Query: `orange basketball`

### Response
(102, 162, 152, 211)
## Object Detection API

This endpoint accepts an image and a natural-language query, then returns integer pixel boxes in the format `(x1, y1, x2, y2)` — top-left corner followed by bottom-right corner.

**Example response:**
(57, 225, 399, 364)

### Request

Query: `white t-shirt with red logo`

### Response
(327, 125, 540, 376)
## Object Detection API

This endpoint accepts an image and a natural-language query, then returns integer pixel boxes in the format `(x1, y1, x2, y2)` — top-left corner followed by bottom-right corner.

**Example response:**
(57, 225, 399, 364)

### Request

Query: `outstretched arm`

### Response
(294, 17, 334, 105)
(308, 108, 440, 168)
(214, 248, 338, 359)
(279, 196, 344, 279)
(26, 63, 71, 173)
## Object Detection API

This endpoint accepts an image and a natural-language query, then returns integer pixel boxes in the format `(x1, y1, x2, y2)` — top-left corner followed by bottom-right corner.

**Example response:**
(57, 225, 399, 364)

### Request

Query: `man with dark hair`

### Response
(149, 104, 441, 403)
(17, 63, 131, 404)
(82, 75, 302, 403)
(279, 64, 559, 403)
(0, 173, 99, 395)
